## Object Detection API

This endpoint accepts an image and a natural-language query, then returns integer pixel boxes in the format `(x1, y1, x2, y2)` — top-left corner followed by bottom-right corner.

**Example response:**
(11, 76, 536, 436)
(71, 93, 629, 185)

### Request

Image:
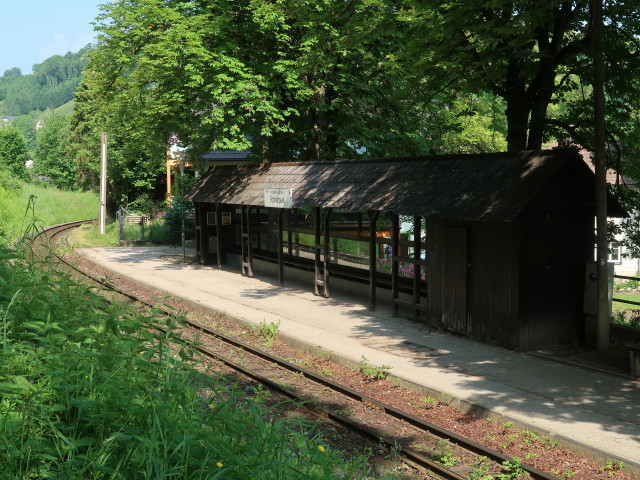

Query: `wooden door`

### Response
(442, 226, 469, 334)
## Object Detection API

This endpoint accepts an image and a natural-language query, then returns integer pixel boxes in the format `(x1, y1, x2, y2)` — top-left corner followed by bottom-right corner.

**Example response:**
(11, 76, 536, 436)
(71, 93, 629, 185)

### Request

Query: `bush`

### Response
(0, 164, 22, 192)
(163, 198, 195, 244)
(0, 247, 369, 479)
(376, 257, 426, 280)
(128, 193, 163, 220)
(614, 279, 640, 292)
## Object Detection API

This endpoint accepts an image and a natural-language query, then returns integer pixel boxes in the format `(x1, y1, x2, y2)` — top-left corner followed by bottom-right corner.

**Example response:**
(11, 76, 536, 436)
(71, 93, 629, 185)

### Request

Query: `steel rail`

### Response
(156, 323, 469, 480)
(185, 319, 558, 480)
(40, 221, 560, 480)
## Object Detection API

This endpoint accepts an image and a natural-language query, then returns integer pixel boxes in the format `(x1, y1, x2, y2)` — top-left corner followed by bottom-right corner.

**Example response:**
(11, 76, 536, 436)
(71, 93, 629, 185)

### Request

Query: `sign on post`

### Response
(264, 188, 293, 209)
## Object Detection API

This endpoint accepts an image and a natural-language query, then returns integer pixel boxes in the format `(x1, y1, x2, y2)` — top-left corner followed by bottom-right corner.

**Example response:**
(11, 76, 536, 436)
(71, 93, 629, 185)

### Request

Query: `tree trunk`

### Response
(592, 0, 609, 350)
(527, 14, 564, 151)
(305, 109, 322, 162)
(527, 78, 555, 151)
(504, 59, 531, 153)
(504, 93, 530, 152)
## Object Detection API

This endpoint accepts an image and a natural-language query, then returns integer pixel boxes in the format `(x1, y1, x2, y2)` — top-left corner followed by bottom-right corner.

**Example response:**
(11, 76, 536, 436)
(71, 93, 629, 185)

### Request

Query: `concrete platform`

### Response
(76, 246, 640, 473)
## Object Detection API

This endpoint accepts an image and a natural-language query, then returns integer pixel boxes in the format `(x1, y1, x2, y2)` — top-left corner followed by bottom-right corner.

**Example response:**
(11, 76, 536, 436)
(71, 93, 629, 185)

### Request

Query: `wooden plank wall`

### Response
(468, 222, 519, 348)
(428, 219, 519, 348)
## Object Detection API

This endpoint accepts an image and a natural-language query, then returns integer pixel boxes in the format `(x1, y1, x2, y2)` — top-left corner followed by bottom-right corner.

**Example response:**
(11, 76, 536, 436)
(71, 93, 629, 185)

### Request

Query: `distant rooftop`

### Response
(581, 149, 638, 188)
(202, 149, 254, 165)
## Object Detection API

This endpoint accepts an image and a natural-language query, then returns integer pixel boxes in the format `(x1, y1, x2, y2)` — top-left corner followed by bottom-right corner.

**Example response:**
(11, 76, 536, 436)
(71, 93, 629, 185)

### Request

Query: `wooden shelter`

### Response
(184, 149, 626, 350)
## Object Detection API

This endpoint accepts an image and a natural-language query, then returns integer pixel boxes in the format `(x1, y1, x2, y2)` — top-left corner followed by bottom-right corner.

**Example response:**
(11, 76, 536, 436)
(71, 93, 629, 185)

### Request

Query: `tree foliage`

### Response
(0, 127, 29, 180)
(10, 113, 39, 151)
(0, 48, 89, 115)
(398, 0, 640, 154)
(75, 0, 507, 175)
(71, 77, 168, 211)
(34, 111, 76, 189)
(61, 0, 639, 229)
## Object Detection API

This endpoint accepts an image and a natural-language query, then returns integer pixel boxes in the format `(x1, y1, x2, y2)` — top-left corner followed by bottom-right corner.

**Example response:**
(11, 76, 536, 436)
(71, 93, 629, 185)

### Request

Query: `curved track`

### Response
(38, 221, 561, 480)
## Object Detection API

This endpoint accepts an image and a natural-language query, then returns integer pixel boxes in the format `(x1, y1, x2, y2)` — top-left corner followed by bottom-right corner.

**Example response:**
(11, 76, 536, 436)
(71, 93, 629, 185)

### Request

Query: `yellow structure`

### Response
(166, 145, 191, 201)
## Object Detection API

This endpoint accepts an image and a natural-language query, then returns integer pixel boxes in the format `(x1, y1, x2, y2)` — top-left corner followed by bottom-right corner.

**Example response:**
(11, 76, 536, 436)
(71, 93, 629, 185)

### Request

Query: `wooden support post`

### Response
(324, 208, 332, 298)
(196, 204, 205, 264)
(215, 205, 222, 269)
(287, 210, 292, 256)
(593, 0, 609, 350)
(247, 207, 254, 276)
(278, 209, 284, 286)
(314, 207, 322, 296)
(256, 207, 262, 251)
(369, 211, 379, 311)
(194, 203, 201, 262)
(413, 215, 421, 321)
(241, 206, 254, 277)
(392, 213, 400, 316)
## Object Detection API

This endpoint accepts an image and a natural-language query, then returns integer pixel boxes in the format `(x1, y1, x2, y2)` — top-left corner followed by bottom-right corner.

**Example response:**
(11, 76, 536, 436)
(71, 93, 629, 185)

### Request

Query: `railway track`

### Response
(38, 220, 562, 480)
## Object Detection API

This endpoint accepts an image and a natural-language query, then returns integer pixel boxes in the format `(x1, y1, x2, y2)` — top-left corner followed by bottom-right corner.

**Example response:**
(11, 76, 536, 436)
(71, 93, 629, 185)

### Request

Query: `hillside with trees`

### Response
(0, 47, 90, 115)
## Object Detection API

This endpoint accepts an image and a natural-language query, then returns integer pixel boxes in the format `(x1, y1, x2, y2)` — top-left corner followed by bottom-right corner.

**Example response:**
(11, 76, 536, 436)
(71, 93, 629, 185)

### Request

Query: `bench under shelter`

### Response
(184, 149, 626, 351)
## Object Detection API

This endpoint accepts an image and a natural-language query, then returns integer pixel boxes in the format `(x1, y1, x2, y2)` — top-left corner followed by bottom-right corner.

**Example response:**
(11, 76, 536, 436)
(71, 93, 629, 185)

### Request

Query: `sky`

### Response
(0, 2, 104, 75)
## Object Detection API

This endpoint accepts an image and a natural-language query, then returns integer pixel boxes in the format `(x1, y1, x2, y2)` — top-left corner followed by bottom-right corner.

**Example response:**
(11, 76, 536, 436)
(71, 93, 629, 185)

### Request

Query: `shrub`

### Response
(0, 247, 367, 479)
(163, 198, 195, 244)
(128, 193, 163, 220)
(376, 257, 426, 281)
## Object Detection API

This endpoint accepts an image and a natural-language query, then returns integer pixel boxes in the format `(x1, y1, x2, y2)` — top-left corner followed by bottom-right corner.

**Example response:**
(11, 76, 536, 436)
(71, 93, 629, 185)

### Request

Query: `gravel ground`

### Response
(65, 250, 638, 480)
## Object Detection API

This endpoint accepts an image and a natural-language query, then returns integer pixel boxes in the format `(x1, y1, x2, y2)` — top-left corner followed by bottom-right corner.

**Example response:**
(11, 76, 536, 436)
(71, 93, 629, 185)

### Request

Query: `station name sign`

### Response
(264, 188, 293, 209)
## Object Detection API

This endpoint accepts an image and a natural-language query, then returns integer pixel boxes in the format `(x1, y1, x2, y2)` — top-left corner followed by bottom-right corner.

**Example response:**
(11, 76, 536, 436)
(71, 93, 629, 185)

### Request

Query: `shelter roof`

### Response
(185, 149, 626, 221)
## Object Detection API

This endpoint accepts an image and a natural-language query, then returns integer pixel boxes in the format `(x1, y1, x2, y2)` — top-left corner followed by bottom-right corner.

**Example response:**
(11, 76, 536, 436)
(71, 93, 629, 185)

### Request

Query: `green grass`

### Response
(0, 181, 382, 478)
(0, 181, 100, 246)
(0, 179, 174, 248)
(70, 222, 120, 247)
(70, 219, 172, 247)
(292, 232, 370, 258)
(14, 183, 99, 225)
(0, 244, 373, 479)
(612, 294, 640, 312)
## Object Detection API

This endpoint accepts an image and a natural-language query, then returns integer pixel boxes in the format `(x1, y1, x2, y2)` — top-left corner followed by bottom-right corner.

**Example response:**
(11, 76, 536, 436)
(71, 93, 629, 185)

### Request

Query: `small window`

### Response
(207, 212, 216, 225)
(222, 212, 232, 225)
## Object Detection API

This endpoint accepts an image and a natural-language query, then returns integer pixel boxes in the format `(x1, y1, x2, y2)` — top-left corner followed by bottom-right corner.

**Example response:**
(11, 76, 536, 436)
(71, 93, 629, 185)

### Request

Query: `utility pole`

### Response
(180, 159, 186, 263)
(99, 132, 108, 235)
(593, 0, 609, 350)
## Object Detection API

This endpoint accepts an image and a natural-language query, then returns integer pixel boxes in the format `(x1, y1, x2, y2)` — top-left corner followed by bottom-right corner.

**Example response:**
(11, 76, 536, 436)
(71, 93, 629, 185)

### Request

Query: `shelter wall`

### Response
(468, 222, 520, 347)
(195, 202, 236, 265)
(428, 219, 519, 348)
(517, 167, 594, 350)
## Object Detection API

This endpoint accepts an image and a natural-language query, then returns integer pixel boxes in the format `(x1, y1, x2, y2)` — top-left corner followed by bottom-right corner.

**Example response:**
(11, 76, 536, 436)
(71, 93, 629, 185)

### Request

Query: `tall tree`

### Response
(0, 127, 29, 180)
(34, 112, 76, 189)
(399, 0, 640, 153)
(11, 113, 39, 151)
(77, 0, 503, 171)
(71, 78, 167, 210)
